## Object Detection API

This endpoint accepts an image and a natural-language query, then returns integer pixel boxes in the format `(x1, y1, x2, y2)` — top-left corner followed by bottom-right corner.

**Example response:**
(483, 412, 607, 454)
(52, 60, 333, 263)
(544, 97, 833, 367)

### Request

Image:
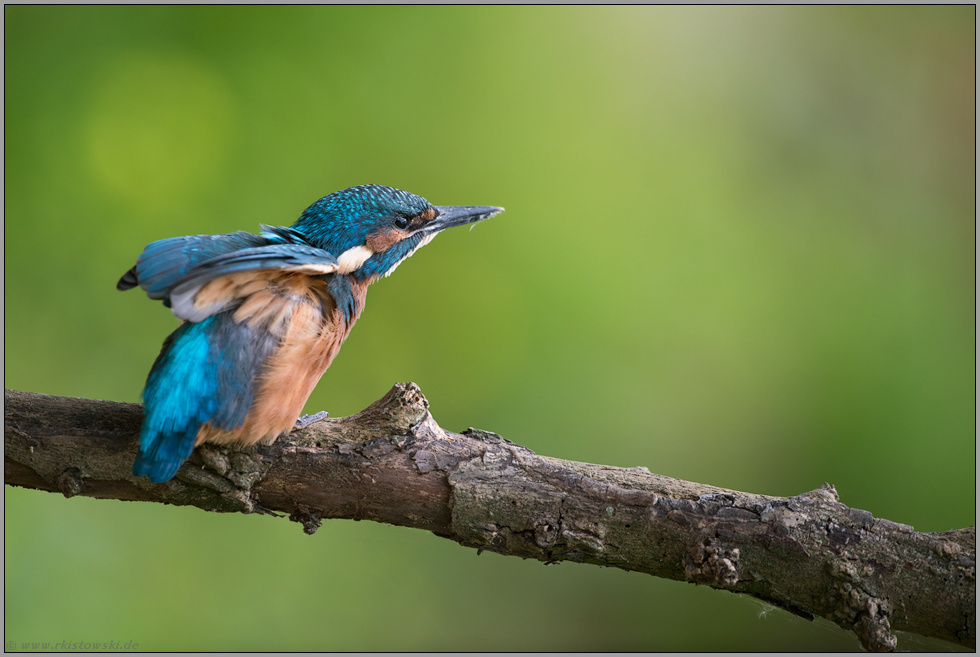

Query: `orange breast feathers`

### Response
(191, 272, 368, 448)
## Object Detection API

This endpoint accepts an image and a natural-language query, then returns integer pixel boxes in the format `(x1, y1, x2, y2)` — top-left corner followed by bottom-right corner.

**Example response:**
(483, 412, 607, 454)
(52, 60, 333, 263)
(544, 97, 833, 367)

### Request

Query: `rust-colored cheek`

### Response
(365, 228, 408, 253)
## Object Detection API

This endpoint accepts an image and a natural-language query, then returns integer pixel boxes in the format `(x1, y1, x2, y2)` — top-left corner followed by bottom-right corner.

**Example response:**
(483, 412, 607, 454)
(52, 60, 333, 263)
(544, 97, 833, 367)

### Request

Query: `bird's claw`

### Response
(294, 411, 330, 429)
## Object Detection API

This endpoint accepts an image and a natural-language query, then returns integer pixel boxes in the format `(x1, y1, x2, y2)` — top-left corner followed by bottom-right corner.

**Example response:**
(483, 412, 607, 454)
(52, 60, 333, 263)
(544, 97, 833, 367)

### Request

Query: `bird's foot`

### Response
(294, 411, 330, 429)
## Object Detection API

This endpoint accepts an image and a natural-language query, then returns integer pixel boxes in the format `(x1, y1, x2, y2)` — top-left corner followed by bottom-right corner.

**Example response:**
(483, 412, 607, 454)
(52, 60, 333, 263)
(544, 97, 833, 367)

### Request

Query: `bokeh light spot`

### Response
(85, 53, 235, 209)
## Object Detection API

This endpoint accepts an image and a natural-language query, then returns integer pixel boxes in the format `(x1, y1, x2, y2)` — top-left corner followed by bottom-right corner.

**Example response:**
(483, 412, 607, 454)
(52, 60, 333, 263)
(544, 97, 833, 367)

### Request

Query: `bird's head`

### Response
(291, 184, 503, 281)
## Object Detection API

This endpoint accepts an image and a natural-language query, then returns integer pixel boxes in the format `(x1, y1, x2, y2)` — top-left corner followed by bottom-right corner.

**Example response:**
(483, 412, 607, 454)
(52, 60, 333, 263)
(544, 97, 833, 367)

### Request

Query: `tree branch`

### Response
(4, 385, 974, 652)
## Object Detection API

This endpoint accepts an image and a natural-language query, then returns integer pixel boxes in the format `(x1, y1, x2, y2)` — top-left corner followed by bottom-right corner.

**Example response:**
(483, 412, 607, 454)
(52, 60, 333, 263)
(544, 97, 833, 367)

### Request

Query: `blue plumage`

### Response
(119, 232, 266, 302)
(327, 273, 358, 324)
(121, 185, 503, 483)
(134, 317, 219, 482)
(357, 231, 429, 280)
(135, 311, 280, 483)
(292, 184, 432, 255)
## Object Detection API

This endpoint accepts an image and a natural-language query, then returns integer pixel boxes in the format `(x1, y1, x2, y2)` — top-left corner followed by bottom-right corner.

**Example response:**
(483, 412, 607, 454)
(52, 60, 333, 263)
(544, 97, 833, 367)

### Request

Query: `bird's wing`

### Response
(134, 310, 283, 482)
(167, 244, 339, 322)
(118, 232, 268, 300)
(134, 250, 344, 482)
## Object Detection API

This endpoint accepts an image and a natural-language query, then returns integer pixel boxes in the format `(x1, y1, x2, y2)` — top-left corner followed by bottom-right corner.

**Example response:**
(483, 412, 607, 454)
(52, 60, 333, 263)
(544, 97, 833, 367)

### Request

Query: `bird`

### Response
(118, 184, 503, 483)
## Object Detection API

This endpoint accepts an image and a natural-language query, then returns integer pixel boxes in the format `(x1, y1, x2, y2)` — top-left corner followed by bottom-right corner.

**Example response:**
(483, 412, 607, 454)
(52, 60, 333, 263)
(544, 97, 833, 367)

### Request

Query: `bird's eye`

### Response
(394, 216, 409, 230)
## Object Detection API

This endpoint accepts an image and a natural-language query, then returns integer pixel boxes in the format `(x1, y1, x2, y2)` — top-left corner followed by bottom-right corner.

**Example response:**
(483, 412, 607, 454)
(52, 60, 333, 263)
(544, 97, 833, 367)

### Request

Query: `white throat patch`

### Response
(335, 245, 374, 275)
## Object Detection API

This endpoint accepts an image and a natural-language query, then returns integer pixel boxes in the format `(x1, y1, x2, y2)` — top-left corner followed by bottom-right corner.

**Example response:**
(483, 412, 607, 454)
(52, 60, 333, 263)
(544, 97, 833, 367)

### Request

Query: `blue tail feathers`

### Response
(135, 317, 221, 483)
(133, 312, 278, 483)
(133, 428, 199, 483)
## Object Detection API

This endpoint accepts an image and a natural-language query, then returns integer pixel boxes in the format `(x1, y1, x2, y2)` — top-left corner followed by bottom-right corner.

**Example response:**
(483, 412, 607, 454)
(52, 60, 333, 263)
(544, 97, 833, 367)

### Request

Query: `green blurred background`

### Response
(4, 6, 975, 651)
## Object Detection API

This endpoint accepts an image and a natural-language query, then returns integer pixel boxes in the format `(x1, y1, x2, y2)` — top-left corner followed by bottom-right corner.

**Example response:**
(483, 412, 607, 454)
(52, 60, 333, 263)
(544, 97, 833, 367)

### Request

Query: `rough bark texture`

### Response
(4, 385, 975, 652)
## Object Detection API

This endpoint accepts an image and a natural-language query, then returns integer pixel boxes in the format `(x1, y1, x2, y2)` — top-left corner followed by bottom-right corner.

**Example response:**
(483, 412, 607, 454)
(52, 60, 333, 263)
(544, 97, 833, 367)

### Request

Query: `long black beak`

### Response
(425, 205, 504, 233)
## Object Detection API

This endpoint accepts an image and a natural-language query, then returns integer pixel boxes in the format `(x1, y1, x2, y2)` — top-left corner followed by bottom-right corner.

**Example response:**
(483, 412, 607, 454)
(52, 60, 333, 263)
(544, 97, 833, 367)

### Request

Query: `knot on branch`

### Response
(685, 539, 740, 587)
(289, 504, 322, 535)
(56, 468, 82, 498)
(799, 482, 840, 503)
(853, 607, 898, 652)
(348, 381, 429, 432)
(173, 445, 271, 513)
(825, 562, 897, 652)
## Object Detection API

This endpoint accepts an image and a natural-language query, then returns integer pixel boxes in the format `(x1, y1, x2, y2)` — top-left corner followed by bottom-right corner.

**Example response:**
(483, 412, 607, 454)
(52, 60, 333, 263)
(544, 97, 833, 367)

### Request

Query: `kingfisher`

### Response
(118, 184, 503, 483)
